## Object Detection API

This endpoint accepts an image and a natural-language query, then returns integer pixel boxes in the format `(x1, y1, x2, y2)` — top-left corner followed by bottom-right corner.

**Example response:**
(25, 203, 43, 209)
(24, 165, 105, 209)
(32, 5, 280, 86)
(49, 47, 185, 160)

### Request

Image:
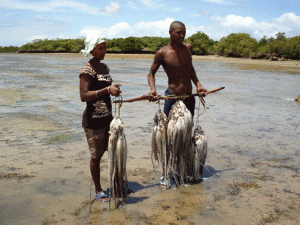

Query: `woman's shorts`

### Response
(84, 127, 109, 159)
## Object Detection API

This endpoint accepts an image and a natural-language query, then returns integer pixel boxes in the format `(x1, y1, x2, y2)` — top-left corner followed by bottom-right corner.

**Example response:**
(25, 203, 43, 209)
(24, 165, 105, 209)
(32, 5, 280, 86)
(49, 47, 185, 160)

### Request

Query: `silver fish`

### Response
(167, 100, 194, 186)
(151, 109, 169, 184)
(192, 125, 207, 180)
(108, 117, 128, 208)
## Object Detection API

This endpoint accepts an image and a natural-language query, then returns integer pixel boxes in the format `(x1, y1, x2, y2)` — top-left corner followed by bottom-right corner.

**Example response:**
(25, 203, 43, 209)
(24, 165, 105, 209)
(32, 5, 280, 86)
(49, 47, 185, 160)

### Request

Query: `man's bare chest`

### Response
(163, 55, 192, 71)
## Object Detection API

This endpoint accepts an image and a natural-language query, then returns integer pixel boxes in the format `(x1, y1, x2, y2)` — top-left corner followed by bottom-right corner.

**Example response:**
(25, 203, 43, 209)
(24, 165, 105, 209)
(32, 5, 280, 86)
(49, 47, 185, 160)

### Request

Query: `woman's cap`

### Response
(81, 33, 106, 57)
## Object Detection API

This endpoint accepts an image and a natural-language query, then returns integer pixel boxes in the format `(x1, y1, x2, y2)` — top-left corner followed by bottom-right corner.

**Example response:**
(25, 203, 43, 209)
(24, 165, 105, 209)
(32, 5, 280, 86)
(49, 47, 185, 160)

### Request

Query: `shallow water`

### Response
(0, 53, 300, 224)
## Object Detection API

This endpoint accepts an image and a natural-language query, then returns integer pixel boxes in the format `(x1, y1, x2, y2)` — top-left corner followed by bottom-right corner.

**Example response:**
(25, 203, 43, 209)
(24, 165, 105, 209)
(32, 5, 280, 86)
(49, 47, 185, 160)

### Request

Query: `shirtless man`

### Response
(147, 21, 207, 186)
(148, 21, 207, 116)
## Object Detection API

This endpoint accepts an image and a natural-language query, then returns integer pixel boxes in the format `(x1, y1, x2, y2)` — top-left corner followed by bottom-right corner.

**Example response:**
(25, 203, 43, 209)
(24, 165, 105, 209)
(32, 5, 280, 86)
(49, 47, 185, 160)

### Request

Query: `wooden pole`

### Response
(113, 87, 225, 103)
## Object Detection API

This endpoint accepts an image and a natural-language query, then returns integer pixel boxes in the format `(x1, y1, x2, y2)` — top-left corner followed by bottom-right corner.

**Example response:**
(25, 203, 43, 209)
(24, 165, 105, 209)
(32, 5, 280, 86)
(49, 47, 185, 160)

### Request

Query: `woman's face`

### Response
(91, 42, 106, 60)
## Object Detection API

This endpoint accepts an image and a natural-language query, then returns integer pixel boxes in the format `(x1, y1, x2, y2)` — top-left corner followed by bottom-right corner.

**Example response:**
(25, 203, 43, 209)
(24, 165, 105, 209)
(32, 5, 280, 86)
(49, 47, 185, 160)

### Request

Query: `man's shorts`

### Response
(84, 126, 109, 159)
(163, 89, 195, 117)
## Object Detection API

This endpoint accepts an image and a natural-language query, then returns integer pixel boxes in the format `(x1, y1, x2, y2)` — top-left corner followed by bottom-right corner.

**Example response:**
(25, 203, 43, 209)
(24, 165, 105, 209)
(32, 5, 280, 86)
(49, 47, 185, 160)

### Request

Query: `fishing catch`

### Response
(151, 109, 169, 185)
(191, 125, 207, 181)
(108, 117, 128, 208)
(167, 100, 194, 185)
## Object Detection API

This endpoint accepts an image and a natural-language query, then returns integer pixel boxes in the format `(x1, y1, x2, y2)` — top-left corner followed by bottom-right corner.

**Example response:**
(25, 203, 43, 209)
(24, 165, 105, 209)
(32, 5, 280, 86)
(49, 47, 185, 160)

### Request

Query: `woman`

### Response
(79, 34, 122, 202)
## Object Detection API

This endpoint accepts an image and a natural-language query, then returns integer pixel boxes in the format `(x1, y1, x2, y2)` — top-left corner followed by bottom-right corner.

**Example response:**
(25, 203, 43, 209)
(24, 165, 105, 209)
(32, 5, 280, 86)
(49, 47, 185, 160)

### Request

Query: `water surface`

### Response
(0, 53, 299, 224)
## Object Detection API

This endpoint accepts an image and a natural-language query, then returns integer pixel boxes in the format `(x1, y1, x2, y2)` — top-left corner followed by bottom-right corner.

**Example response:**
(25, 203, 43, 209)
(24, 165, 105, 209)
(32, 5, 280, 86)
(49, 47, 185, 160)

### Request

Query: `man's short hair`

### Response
(170, 21, 186, 31)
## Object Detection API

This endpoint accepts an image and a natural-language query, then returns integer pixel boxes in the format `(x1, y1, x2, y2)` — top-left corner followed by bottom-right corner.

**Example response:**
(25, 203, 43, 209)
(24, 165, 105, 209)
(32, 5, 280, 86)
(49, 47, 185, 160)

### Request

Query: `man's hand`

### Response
(197, 86, 207, 97)
(149, 89, 159, 101)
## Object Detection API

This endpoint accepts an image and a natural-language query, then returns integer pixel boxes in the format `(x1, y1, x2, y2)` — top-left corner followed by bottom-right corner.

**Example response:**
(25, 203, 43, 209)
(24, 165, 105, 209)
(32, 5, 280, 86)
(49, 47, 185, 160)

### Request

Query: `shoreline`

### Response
(15, 52, 299, 74)
(11, 52, 300, 64)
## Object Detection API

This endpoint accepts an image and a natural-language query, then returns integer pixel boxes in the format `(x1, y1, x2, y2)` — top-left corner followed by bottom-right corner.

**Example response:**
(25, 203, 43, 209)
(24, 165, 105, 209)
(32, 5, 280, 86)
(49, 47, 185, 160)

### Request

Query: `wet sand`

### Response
(0, 53, 300, 224)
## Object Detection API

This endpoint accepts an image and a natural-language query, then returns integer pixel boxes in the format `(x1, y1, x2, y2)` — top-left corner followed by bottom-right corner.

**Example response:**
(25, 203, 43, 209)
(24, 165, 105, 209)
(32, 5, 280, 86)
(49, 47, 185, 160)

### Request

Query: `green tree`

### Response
(283, 36, 300, 59)
(106, 38, 124, 51)
(216, 33, 258, 57)
(0, 46, 20, 52)
(120, 37, 143, 52)
(276, 32, 286, 41)
(185, 31, 215, 55)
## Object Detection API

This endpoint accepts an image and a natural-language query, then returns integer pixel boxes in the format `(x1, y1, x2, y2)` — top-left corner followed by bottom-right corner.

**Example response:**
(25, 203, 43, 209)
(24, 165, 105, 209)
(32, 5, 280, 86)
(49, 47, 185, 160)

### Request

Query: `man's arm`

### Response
(184, 42, 193, 55)
(147, 50, 163, 98)
(185, 42, 207, 96)
(191, 65, 207, 97)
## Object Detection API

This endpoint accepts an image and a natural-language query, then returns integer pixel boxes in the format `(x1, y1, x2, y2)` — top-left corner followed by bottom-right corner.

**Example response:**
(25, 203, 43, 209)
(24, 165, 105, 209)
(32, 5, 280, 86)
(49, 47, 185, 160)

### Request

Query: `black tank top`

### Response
(79, 62, 113, 129)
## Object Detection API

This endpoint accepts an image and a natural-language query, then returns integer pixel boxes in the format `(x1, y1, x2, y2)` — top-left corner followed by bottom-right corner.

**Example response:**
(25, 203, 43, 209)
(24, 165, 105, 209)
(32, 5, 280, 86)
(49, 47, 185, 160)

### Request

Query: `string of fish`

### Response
(166, 98, 194, 186)
(108, 95, 128, 209)
(167, 95, 207, 186)
(151, 100, 169, 186)
(191, 96, 208, 181)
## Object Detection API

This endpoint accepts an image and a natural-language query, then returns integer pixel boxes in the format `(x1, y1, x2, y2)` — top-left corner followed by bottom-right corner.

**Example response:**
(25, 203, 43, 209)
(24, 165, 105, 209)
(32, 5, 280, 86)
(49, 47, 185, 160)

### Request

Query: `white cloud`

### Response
(189, 10, 212, 17)
(131, 18, 174, 36)
(99, 2, 121, 15)
(210, 13, 300, 39)
(78, 13, 300, 42)
(126, 1, 139, 10)
(170, 7, 181, 12)
(0, 0, 120, 15)
(80, 18, 175, 39)
(275, 13, 300, 26)
(80, 22, 131, 39)
(126, 0, 178, 12)
(216, 15, 257, 27)
(140, 0, 153, 7)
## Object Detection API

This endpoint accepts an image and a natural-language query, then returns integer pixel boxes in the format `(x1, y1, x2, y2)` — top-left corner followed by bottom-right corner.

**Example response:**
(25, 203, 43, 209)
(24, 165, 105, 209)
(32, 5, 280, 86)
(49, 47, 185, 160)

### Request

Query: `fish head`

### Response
(193, 125, 204, 136)
(153, 111, 159, 124)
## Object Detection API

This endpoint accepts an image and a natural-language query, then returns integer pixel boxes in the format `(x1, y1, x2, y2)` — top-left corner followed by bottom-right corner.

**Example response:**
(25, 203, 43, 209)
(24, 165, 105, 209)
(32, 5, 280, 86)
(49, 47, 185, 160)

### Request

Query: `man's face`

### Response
(169, 25, 186, 44)
(92, 42, 106, 60)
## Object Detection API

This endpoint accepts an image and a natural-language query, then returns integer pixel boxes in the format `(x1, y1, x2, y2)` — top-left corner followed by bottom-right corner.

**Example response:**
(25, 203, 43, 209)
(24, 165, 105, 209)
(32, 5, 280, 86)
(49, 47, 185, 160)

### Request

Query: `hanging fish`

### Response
(108, 117, 128, 208)
(151, 109, 169, 185)
(167, 100, 194, 186)
(192, 125, 207, 181)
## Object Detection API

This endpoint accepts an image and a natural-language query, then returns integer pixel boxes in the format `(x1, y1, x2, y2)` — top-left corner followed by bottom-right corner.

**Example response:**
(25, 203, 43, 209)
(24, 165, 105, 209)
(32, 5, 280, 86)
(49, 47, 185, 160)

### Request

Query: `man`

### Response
(147, 21, 207, 187)
(147, 21, 207, 117)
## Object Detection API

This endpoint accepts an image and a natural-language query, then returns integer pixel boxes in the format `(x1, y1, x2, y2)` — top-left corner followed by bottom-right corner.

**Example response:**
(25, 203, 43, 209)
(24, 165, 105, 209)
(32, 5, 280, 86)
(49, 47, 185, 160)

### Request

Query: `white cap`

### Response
(81, 33, 106, 57)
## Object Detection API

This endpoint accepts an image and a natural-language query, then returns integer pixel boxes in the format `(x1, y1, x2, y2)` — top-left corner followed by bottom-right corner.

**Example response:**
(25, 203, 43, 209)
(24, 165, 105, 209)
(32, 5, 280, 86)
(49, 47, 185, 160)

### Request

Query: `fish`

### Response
(108, 117, 128, 208)
(167, 100, 194, 186)
(192, 125, 207, 181)
(151, 109, 169, 184)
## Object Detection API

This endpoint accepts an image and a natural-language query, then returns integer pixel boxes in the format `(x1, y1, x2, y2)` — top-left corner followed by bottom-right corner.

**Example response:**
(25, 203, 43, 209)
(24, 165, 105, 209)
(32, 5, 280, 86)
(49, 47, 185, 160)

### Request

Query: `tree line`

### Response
(1, 32, 300, 60)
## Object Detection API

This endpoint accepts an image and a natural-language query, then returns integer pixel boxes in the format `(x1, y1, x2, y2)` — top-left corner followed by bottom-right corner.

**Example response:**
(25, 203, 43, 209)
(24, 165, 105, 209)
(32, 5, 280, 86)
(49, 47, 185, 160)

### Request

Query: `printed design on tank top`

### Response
(92, 100, 112, 118)
(96, 73, 112, 83)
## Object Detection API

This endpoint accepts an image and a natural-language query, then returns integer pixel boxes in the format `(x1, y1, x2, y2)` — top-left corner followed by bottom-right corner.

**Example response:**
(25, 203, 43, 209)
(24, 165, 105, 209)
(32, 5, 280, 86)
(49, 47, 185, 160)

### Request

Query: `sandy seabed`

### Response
(0, 53, 300, 225)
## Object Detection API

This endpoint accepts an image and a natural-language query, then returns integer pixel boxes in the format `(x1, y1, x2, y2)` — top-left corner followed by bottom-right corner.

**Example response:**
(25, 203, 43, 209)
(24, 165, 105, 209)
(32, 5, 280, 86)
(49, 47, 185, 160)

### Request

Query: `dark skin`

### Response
(80, 42, 122, 199)
(147, 24, 207, 101)
(147, 23, 207, 177)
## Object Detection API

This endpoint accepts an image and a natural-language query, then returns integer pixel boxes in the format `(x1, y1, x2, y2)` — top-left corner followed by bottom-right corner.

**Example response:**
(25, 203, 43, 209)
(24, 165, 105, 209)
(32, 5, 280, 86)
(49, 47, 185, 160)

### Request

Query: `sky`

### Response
(1, 0, 300, 46)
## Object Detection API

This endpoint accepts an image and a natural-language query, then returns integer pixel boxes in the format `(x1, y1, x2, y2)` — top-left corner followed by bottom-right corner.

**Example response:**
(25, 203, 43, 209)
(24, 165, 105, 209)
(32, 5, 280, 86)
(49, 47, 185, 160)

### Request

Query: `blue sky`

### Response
(1, 0, 300, 46)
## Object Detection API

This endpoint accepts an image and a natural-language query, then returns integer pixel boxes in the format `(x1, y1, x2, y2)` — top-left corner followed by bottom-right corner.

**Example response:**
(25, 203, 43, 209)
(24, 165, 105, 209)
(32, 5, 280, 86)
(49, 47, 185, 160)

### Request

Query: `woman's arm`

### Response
(80, 74, 122, 102)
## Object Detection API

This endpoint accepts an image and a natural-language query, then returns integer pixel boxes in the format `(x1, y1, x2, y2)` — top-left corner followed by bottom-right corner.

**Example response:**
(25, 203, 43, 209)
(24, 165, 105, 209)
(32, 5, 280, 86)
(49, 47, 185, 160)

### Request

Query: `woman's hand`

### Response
(109, 84, 122, 97)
